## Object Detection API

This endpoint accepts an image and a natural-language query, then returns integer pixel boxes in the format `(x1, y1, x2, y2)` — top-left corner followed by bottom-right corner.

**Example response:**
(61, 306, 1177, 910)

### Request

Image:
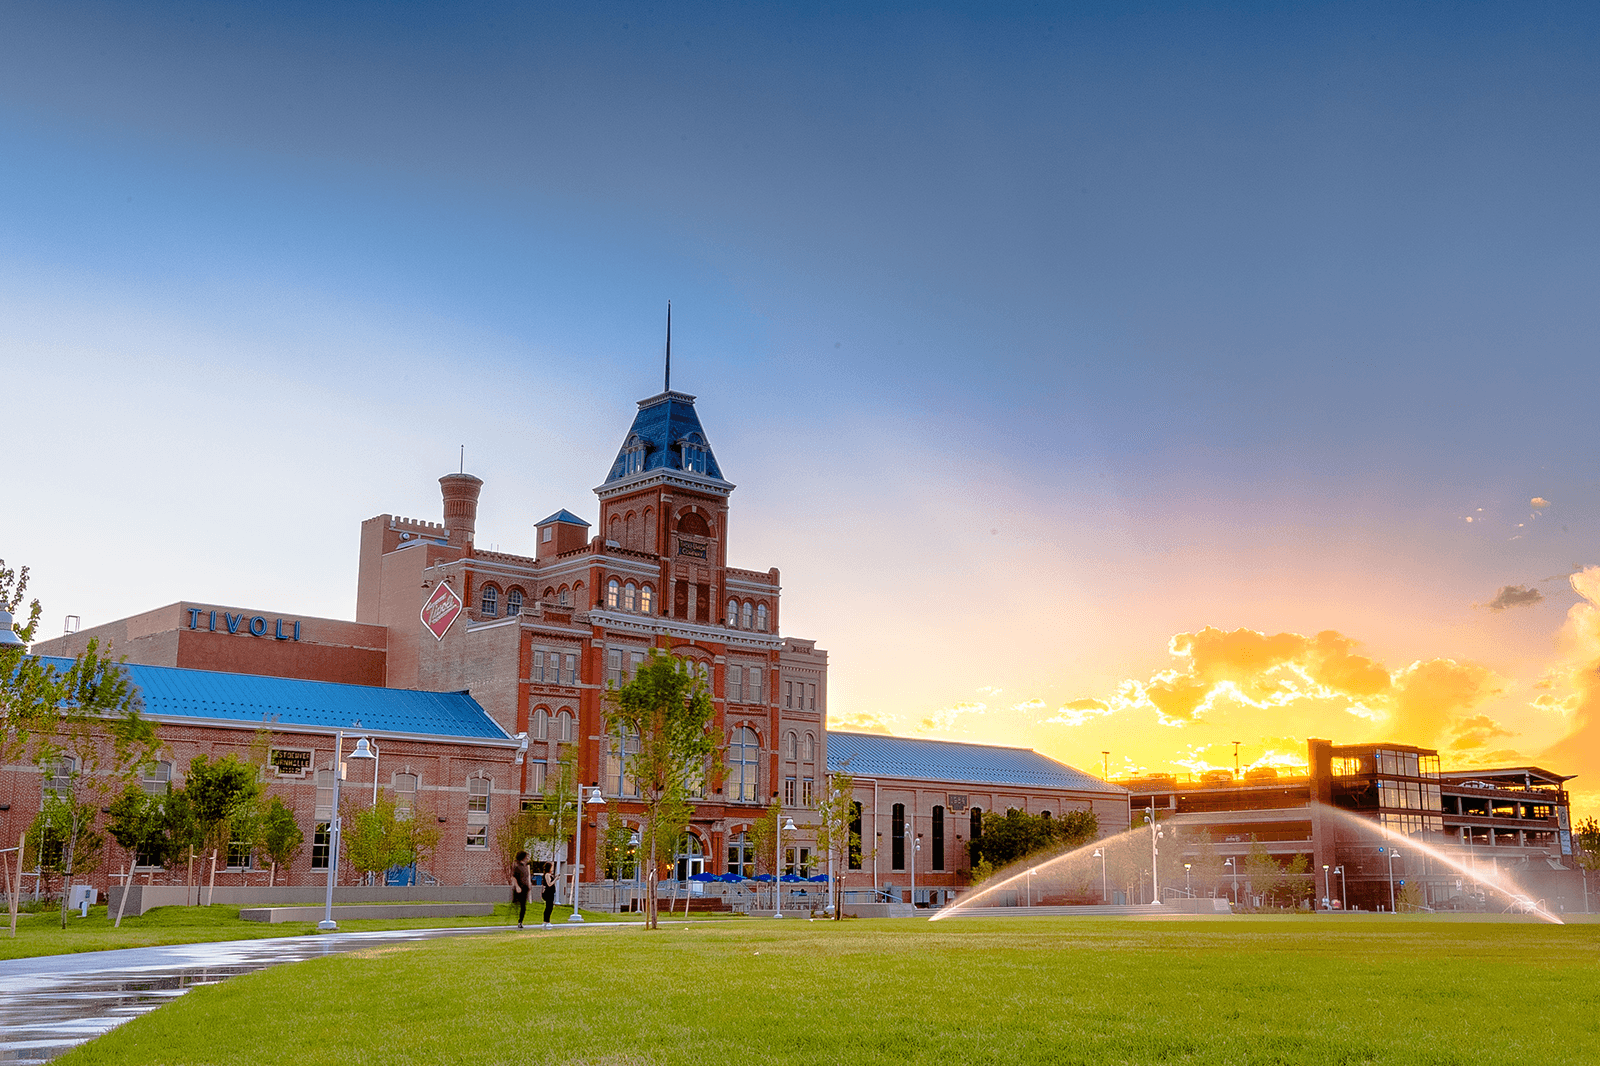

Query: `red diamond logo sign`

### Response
(420, 581, 463, 642)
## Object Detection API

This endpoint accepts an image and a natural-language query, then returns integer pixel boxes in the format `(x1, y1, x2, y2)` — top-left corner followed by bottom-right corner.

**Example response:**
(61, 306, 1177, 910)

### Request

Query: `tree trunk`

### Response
(58, 807, 80, 930)
(206, 849, 218, 906)
(113, 862, 131, 928)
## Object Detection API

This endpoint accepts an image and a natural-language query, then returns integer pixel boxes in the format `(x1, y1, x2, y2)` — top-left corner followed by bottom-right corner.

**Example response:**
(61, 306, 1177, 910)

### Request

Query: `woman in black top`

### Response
(511, 851, 532, 929)
(541, 866, 558, 928)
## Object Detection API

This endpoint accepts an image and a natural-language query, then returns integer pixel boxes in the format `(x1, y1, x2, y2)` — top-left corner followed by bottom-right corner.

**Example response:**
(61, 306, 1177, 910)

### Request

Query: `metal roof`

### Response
(825, 732, 1124, 794)
(37, 657, 512, 741)
(536, 509, 591, 527)
(603, 390, 728, 485)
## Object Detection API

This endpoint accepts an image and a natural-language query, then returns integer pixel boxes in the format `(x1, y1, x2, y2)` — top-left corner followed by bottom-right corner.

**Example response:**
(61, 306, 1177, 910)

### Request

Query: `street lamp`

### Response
(1335, 865, 1346, 910)
(774, 817, 797, 917)
(911, 835, 922, 910)
(567, 785, 605, 924)
(352, 737, 381, 805)
(1185, 863, 1192, 898)
(1224, 857, 1238, 906)
(1381, 847, 1398, 913)
(1093, 848, 1107, 903)
(1322, 863, 1331, 910)
(1145, 808, 1163, 905)
(0, 609, 27, 649)
(318, 729, 375, 932)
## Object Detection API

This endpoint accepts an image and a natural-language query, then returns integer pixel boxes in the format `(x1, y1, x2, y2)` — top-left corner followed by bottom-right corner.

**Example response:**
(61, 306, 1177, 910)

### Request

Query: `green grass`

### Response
(0, 901, 647, 959)
(56, 916, 1600, 1066)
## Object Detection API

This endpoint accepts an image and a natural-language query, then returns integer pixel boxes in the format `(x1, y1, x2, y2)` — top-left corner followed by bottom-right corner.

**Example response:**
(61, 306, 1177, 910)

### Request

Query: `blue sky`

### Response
(3, 1, 1598, 802)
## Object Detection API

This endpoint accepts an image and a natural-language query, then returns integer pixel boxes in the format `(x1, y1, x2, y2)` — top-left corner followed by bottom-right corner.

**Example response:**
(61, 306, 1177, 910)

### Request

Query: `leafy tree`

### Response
(107, 784, 172, 869)
(605, 651, 721, 930)
(516, 747, 579, 885)
(599, 800, 637, 881)
(346, 795, 412, 882)
(25, 793, 104, 901)
(259, 796, 304, 882)
(972, 807, 1099, 869)
(1189, 839, 1227, 898)
(1574, 817, 1600, 909)
(746, 797, 781, 877)
(1397, 879, 1426, 913)
(812, 770, 858, 919)
(496, 801, 548, 880)
(0, 560, 52, 768)
(1240, 840, 1284, 910)
(183, 754, 264, 871)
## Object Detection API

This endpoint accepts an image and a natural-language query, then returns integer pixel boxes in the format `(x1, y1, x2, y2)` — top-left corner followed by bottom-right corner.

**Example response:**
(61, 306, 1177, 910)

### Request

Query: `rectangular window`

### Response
(749, 668, 761, 705)
(43, 758, 74, 799)
(808, 684, 817, 711)
(311, 824, 331, 869)
(467, 777, 490, 817)
(466, 825, 488, 848)
(630, 651, 645, 679)
(394, 772, 418, 819)
(728, 665, 743, 702)
(784, 776, 797, 806)
(802, 777, 814, 807)
(226, 840, 253, 869)
(140, 760, 173, 795)
(315, 769, 334, 821)
(564, 654, 577, 685)
(607, 649, 623, 688)
(784, 681, 793, 709)
(528, 760, 547, 795)
(534, 649, 546, 683)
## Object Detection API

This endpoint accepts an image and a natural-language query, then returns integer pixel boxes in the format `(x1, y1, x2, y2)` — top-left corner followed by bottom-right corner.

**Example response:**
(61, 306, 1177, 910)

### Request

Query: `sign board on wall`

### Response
(421, 581, 463, 642)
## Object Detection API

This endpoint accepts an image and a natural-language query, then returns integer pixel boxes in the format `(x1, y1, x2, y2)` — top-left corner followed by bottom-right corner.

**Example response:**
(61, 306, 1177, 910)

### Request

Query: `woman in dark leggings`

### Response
(541, 867, 558, 928)
(511, 851, 532, 929)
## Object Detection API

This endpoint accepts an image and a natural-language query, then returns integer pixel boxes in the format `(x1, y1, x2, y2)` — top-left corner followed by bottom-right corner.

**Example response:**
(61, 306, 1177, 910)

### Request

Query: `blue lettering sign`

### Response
(209, 610, 217, 632)
(190, 607, 300, 641)
(187, 608, 202, 629)
(224, 612, 242, 634)
(274, 618, 291, 641)
(249, 615, 267, 637)
(293, 620, 301, 641)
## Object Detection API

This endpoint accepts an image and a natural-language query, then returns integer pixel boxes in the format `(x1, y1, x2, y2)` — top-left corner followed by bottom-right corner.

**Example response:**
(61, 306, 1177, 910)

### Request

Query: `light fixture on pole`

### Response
(1145, 807, 1163, 905)
(0, 609, 26, 649)
(1335, 865, 1346, 910)
(1026, 866, 1036, 907)
(1322, 863, 1331, 910)
(351, 737, 381, 806)
(567, 785, 605, 924)
(773, 817, 797, 918)
(1185, 862, 1192, 897)
(1092, 848, 1107, 903)
(911, 835, 922, 910)
(1224, 857, 1238, 906)
(1381, 847, 1398, 913)
(318, 729, 375, 932)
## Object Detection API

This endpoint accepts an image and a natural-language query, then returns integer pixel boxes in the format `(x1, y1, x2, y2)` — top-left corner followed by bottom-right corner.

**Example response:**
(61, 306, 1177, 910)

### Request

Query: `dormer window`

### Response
(621, 435, 648, 476)
(677, 433, 709, 474)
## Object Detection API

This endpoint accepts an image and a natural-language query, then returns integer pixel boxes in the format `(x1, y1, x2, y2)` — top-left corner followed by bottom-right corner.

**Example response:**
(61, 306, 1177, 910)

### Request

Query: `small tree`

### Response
(1574, 817, 1600, 911)
(523, 748, 578, 883)
(1240, 839, 1284, 910)
(605, 651, 721, 930)
(259, 797, 303, 884)
(107, 784, 172, 870)
(26, 793, 104, 901)
(813, 771, 858, 919)
(183, 754, 264, 887)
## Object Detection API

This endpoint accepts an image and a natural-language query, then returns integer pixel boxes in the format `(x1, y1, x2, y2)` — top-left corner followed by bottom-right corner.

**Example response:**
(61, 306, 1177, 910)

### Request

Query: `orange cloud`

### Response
(1540, 567, 1600, 781)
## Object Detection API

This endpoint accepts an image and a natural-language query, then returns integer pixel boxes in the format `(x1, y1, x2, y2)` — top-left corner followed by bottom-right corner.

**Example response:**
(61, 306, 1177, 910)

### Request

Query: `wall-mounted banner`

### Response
(421, 581, 463, 642)
(187, 608, 301, 641)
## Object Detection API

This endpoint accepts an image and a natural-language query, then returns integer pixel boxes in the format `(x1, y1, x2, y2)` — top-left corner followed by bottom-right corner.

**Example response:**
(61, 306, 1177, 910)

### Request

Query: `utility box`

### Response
(69, 884, 97, 914)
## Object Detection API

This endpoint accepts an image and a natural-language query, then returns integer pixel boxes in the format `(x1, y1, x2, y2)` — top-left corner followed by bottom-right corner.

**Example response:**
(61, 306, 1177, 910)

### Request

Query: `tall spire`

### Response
(664, 300, 672, 392)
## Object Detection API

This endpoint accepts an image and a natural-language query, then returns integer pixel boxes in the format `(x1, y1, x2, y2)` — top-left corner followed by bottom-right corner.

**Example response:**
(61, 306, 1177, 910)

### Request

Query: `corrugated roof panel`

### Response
(825, 731, 1124, 794)
(37, 657, 511, 741)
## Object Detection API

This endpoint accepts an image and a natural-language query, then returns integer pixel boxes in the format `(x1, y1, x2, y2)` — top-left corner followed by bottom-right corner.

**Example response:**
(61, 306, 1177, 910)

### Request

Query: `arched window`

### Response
(624, 583, 637, 611)
(727, 598, 738, 626)
(506, 588, 524, 616)
(574, 581, 585, 606)
(532, 708, 549, 741)
(480, 585, 498, 618)
(932, 805, 946, 871)
(674, 834, 705, 881)
(755, 603, 768, 631)
(1040, 810, 1052, 820)
(555, 710, 574, 744)
(728, 726, 759, 802)
(542, 586, 555, 601)
(892, 803, 906, 870)
(558, 585, 570, 607)
(804, 733, 816, 763)
(640, 585, 654, 614)
(607, 579, 620, 609)
(741, 602, 753, 629)
(678, 511, 710, 537)
(609, 514, 622, 542)
(784, 732, 798, 761)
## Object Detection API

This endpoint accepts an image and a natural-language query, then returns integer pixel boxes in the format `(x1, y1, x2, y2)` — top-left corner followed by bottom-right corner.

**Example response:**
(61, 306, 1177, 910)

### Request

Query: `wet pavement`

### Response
(0, 926, 518, 1064)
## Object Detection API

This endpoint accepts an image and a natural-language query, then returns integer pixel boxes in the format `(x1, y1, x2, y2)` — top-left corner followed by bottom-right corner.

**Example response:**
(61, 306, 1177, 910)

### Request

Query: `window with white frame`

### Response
(311, 823, 331, 868)
(140, 760, 173, 795)
(555, 710, 575, 743)
(558, 587, 570, 607)
(727, 598, 738, 626)
(528, 759, 547, 795)
(741, 602, 753, 629)
(533, 708, 549, 740)
(784, 681, 793, 709)
(42, 757, 74, 800)
(467, 825, 488, 848)
(728, 665, 743, 702)
(607, 648, 623, 688)
(624, 582, 637, 611)
(784, 732, 798, 760)
(226, 839, 253, 870)
(640, 585, 654, 614)
(605, 727, 640, 797)
(808, 684, 817, 711)
(607, 579, 620, 609)
(315, 768, 335, 820)
(727, 832, 754, 877)
(630, 650, 645, 679)
(729, 726, 760, 803)
(564, 653, 577, 684)
(802, 777, 814, 807)
(480, 585, 498, 617)
(804, 733, 816, 763)
(467, 777, 490, 818)
(756, 603, 768, 631)
(749, 667, 762, 705)
(507, 588, 523, 616)
(394, 772, 418, 818)
(534, 649, 547, 683)
(784, 776, 797, 806)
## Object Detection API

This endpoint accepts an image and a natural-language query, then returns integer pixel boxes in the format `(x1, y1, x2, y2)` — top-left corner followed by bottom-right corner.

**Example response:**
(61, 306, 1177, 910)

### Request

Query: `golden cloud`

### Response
(1540, 567, 1600, 781)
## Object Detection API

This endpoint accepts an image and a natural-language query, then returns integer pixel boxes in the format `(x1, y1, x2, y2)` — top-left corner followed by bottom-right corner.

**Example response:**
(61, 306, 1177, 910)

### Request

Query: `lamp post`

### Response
(1026, 866, 1037, 907)
(1322, 863, 1331, 910)
(1224, 857, 1238, 906)
(774, 817, 797, 917)
(318, 729, 375, 932)
(1381, 847, 1398, 913)
(1145, 807, 1163, 905)
(0, 609, 27, 649)
(911, 835, 921, 909)
(1093, 848, 1107, 903)
(567, 785, 605, 923)
(1185, 863, 1192, 898)
(1335, 865, 1346, 910)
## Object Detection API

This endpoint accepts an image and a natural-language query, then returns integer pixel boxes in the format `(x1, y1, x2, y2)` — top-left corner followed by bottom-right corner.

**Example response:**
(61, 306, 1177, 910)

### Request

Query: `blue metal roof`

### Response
(603, 391, 727, 485)
(826, 732, 1124, 794)
(37, 657, 512, 741)
(536, 509, 590, 527)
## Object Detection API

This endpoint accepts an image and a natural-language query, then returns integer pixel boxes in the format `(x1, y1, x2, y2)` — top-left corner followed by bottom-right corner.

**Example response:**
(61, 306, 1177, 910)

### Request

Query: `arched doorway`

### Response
(674, 834, 705, 881)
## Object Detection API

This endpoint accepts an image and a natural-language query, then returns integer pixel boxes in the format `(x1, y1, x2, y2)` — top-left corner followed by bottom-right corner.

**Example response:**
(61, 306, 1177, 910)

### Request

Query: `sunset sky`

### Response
(3, 3, 1597, 809)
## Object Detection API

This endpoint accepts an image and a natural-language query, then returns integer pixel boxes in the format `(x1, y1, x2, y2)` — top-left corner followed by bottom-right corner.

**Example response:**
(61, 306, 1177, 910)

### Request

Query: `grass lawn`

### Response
(55, 916, 1600, 1066)
(0, 901, 656, 960)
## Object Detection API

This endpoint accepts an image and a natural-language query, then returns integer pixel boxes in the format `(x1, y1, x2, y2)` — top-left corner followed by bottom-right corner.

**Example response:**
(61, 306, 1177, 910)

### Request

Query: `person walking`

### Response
(540, 865, 558, 929)
(511, 851, 533, 930)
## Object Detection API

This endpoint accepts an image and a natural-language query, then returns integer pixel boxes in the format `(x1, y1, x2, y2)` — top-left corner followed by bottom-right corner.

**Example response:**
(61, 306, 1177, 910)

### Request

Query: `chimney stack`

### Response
(439, 473, 484, 548)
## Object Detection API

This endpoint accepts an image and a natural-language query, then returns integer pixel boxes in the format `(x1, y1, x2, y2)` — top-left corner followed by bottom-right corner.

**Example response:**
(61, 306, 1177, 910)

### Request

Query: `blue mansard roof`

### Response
(536, 509, 591, 527)
(825, 732, 1124, 794)
(38, 657, 512, 742)
(602, 390, 728, 486)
